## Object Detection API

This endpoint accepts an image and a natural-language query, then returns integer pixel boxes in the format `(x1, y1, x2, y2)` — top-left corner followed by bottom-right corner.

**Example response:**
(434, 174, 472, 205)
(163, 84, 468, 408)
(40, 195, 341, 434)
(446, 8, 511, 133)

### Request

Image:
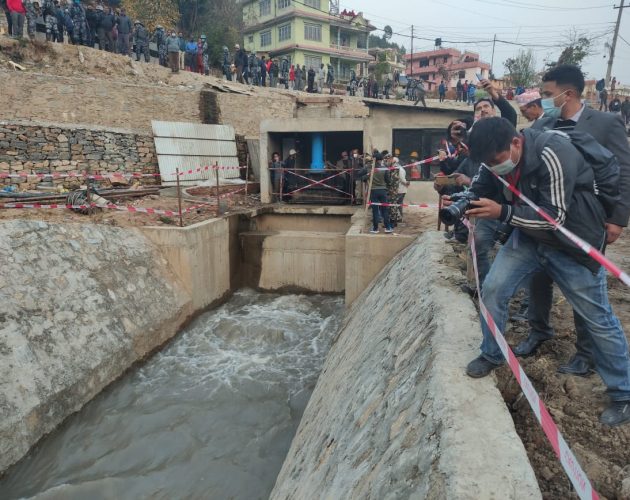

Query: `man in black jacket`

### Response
(513, 65, 630, 370)
(463, 117, 630, 426)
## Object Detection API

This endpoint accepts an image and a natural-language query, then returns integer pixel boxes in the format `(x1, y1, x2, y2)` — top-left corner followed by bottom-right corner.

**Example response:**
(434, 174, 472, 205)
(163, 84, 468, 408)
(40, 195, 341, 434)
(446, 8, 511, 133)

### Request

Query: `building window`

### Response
(443, 56, 448, 63)
(248, 35, 254, 43)
(278, 0, 291, 8)
(260, 0, 271, 16)
(304, 0, 320, 8)
(278, 23, 291, 41)
(304, 23, 322, 41)
(260, 30, 272, 47)
(305, 54, 322, 70)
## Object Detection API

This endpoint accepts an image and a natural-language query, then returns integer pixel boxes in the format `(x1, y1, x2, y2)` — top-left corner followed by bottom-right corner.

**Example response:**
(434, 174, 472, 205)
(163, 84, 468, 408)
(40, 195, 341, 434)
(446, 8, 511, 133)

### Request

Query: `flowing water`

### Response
(0, 290, 343, 500)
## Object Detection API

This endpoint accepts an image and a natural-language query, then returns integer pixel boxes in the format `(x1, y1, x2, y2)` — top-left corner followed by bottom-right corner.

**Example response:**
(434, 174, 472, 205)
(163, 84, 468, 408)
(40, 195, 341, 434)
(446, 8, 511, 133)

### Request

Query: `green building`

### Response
(242, 1, 376, 82)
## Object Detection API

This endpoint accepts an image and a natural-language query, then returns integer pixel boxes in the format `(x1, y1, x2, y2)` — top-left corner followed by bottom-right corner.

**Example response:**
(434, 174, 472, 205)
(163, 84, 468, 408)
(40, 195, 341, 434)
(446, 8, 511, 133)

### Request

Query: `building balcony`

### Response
(329, 43, 370, 58)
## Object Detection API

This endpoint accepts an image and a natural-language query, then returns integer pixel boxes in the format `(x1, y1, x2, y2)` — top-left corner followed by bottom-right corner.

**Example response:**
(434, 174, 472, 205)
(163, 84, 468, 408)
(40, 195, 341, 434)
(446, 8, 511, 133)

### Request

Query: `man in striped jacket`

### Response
(459, 117, 630, 427)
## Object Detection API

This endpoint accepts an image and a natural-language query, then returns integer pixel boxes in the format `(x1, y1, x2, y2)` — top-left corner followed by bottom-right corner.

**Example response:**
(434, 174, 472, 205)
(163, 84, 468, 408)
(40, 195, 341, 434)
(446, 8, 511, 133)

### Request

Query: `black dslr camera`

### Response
(439, 191, 479, 225)
(451, 123, 469, 143)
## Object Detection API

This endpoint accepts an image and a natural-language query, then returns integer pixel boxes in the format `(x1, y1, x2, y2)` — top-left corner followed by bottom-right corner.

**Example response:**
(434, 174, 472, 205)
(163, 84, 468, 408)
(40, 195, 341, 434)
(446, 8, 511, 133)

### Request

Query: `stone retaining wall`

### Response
(0, 120, 158, 190)
(0, 221, 194, 473)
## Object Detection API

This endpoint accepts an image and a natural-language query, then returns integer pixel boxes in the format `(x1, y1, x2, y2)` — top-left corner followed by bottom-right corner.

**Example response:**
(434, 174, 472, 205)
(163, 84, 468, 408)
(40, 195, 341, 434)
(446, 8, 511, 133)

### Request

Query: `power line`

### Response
(470, 0, 613, 11)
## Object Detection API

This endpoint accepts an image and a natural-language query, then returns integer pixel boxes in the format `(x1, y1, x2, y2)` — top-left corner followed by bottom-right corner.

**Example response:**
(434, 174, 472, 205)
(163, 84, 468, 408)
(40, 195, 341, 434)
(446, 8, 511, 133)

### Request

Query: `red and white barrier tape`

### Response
(368, 202, 439, 209)
(486, 167, 630, 288)
(0, 202, 206, 217)
(467, 219, 599, 500)
(0, 166, 246, 180)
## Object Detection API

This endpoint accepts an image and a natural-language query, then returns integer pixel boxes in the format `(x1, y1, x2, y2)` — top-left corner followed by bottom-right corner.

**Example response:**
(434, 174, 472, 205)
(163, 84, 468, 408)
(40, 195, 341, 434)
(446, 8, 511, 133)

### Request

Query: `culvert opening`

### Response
(443, 239, 630, 499)
(0, 290, 343, 499)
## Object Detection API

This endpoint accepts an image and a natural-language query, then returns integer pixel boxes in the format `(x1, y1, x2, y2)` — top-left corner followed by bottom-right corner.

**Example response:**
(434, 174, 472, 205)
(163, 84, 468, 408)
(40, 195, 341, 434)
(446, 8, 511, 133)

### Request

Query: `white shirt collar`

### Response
(568, 103, 585, 122)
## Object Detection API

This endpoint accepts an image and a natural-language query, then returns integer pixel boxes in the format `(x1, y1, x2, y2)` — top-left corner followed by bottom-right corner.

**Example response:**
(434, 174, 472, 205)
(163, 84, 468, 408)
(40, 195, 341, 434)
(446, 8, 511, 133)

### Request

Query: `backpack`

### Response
(595, 78, 605, 91)
(536, 129, 620, 217)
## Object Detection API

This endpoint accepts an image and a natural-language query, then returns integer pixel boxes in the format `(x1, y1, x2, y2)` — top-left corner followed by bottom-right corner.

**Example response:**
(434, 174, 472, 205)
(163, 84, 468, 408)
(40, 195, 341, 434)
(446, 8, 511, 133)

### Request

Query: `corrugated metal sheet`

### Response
(154, 138, 237, 157)
(152, 121, 236, 141)
(152, 121, 240, 186)
(156, 156, 240, 184)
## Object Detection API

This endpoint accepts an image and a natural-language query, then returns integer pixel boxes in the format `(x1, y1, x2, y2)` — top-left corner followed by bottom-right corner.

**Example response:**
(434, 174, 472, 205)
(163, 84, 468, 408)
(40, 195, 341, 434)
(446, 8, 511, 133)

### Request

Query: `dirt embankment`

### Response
(445, 233, 630, 499)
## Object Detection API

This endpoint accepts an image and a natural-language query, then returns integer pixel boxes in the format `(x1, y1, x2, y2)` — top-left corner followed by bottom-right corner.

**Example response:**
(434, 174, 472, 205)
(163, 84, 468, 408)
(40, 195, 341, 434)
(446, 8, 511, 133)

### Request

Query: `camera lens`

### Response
(439, 205, 463, 226)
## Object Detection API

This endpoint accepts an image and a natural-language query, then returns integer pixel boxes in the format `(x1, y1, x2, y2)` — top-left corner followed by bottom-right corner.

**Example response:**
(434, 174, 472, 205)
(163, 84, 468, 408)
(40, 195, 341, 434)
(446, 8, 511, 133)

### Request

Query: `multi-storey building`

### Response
(405, 48, 491, 91)
(242, 1, 376, 82)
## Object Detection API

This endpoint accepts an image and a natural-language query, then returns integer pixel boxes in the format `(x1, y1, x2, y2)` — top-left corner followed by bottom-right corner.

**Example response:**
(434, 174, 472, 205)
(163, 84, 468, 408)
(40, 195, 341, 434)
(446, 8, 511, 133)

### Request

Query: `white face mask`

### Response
(487, 144, 521, 176)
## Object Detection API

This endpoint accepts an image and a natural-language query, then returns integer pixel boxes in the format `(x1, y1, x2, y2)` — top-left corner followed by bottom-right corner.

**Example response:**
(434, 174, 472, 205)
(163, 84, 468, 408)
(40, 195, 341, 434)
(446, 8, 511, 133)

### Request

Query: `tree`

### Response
(367, 34, 406, 54)
(123, 0, 179, 32)
(437, 64, 450, 83)
(375, 51, 389, 82)
(503, 49, 537, 88)
(546, 29, 592, 68)
(383, 25, 393, 41)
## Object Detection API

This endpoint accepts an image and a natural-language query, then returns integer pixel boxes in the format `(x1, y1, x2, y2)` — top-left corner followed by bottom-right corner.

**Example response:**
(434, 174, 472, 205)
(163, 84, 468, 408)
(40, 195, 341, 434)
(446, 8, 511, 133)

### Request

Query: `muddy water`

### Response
(0, 290, 343, 500)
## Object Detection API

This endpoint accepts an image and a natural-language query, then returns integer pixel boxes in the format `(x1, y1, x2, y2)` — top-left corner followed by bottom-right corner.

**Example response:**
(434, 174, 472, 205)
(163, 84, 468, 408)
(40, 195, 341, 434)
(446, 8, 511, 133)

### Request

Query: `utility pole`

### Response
(410, 25, 414, 77)
(490, 34, 496, 78)
(606, 0, 628, 86)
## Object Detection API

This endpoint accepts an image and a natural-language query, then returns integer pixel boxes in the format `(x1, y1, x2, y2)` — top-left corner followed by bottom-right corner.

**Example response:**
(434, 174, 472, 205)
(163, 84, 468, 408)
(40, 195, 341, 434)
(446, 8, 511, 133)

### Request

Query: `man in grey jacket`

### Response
(116, 8, 132, 56)
(166, 30, 180, 73)
(511, 65, 630, 379)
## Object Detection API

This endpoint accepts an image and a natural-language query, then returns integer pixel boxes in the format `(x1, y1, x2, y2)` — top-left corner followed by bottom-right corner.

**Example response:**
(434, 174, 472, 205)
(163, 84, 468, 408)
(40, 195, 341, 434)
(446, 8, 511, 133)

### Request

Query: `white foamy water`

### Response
(0, 290, 343, 500)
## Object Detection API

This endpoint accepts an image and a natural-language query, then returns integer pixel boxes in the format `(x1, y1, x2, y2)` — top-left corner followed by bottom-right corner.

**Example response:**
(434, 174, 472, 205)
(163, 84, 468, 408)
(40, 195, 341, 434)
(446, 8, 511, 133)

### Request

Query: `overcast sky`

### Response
(341, 0, 630, 85)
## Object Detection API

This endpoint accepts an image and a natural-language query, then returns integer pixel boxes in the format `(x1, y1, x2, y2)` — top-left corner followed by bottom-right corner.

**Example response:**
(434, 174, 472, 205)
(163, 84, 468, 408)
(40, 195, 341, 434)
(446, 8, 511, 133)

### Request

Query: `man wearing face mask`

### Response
(513, 65, 630, 368)
(462, 117, 630, 426)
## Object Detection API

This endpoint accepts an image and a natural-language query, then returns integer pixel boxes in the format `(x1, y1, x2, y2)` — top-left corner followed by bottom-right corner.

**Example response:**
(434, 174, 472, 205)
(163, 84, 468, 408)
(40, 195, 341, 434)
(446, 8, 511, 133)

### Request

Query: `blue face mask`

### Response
(541, 90, 569, 119)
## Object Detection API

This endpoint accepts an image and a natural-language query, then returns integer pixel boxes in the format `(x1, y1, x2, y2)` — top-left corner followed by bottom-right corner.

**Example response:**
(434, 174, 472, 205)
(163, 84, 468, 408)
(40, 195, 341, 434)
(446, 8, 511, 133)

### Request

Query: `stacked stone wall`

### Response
(0, 121, 157, 190)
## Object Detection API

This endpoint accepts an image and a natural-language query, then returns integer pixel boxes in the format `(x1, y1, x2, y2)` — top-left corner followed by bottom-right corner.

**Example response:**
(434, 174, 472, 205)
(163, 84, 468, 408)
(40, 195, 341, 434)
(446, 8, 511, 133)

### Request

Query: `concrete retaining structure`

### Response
(0, 220, 193, 473)
(345, 212, 416, 306)
(141, 217, 236, 311)
(271, 232, 541, 499)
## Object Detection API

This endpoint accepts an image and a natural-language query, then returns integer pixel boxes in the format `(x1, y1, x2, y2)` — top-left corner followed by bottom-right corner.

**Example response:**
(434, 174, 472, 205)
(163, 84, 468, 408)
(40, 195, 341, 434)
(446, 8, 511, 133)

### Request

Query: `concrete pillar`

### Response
(311, 133, 324, 170)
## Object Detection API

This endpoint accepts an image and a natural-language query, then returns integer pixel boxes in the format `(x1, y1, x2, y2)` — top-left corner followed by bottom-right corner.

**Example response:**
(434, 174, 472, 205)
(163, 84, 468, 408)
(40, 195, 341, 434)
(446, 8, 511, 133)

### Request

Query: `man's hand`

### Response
(441, 194, 452, 206)
(466, 198, 502, 219)
(605, 223, 624, 244)
(480, 79, 499, 101)
(453, 173, 471, 187)
(438, 149, 447, 161)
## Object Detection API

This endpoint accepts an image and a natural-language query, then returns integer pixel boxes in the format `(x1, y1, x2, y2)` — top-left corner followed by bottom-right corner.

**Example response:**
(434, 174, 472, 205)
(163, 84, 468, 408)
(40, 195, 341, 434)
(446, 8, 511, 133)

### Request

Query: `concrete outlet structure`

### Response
(259, 97, 472, 203)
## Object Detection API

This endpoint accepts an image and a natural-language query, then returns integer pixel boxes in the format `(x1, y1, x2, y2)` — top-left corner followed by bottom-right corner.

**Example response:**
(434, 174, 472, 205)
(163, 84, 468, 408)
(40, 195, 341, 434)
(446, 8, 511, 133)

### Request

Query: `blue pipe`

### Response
(311, 133, 324, 170)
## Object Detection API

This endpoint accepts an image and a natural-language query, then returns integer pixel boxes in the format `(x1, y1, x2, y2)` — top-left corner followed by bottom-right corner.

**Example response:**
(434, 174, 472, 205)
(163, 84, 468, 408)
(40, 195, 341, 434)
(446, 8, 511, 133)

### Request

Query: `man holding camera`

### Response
(512, 65, 630, 368)
(459, 117, 630, 426)
(435, 80, 517, 281)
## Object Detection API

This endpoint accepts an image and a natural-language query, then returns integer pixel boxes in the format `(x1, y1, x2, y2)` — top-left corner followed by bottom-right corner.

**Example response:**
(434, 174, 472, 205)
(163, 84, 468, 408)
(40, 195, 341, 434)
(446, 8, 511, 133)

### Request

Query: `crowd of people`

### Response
(434, 65, 630, 427)
(268, 148, 410, 232)
(220, 45, 339, 93)
(1, 0, 210, 74)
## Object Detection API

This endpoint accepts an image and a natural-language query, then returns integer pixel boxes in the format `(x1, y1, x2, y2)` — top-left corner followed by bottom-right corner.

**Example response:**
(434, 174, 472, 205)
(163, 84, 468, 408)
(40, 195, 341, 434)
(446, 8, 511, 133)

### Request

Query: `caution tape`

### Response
(0, 165, 247, 181)
(368, 202, 439, 209)
(0, 202, 207, 217)
(467, 219, 600, 500)
(486, 167, 630, 288)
